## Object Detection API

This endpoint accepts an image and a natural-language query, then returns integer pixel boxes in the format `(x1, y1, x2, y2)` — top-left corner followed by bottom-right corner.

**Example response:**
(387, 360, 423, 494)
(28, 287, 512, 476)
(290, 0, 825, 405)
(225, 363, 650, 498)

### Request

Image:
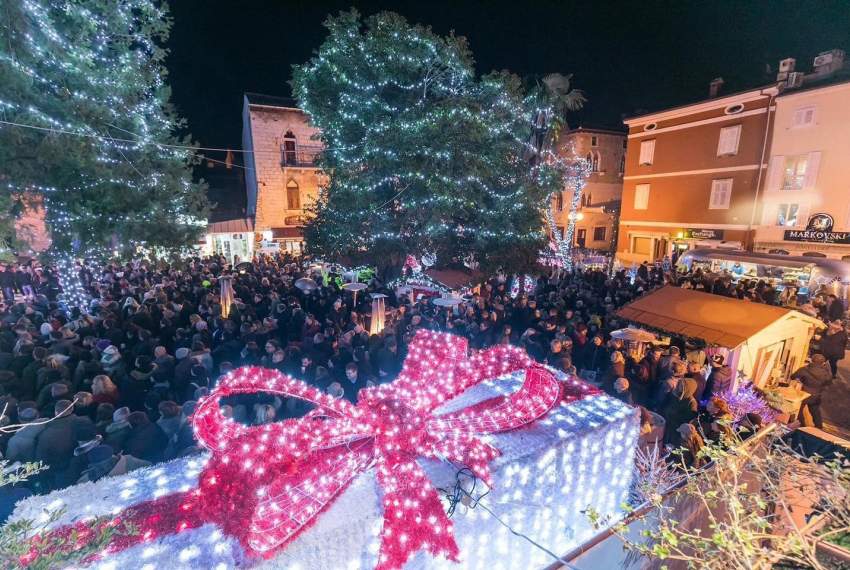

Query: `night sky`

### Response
(166, 0, 850, 150)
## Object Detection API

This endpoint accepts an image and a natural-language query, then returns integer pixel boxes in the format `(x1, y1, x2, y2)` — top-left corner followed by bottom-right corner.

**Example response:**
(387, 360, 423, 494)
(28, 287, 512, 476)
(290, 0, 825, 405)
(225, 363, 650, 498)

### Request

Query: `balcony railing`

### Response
(280, 145, 322, 168)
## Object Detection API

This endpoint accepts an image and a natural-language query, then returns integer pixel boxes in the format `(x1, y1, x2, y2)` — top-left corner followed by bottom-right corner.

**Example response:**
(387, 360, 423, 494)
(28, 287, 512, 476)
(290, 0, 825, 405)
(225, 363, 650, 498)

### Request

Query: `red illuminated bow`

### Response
(27, 331, 599, 570)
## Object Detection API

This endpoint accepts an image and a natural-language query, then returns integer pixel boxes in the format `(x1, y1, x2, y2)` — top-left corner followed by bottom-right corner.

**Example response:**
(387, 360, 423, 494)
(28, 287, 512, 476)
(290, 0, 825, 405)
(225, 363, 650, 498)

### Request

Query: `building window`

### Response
(622, 139, 627, 149)
(593, 226, 606, 241)
(776, 204, 799, 226)
(286, 179, 300, 209)
(782, 155, 808, 190)
(591, 135, 598, 147)
(716, 124, 741, 156)
(555, 192, 564, 211)
(619, 154, 625, 174)
(576, 228, 587, 246)
(709, 178, 733, 209)
(281, 131, 297, 166)
(639, 139, 655, 165)
(634, 184, 650, 210)
(586, 152, 593, 171)
(792, 106, 816, 128)
(591, 152, 600, 172)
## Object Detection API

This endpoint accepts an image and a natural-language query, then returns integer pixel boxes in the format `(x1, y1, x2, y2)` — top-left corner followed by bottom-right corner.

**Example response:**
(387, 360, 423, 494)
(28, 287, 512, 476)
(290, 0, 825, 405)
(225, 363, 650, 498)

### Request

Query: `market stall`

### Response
(617, 287, 824, 390)
(677, 248, 850, 303)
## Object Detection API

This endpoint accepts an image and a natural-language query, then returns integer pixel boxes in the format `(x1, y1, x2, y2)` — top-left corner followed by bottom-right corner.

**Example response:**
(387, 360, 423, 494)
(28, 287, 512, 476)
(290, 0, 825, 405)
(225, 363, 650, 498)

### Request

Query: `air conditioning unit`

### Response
(779, 58, 796, 73)
(813, 53, 834, 67)
(785, 72, 804, 89)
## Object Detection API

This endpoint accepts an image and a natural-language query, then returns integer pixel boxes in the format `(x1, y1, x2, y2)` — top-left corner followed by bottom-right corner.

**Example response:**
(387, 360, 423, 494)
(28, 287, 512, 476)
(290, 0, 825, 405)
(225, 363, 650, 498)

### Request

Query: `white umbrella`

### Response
(610, 327, 657, 343)
(295, 277, 318, 292)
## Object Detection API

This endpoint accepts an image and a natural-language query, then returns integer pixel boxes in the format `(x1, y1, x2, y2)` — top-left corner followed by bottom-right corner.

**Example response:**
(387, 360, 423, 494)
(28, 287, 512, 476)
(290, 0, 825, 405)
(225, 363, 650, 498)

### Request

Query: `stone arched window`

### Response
(286, 179, 300, 210)
(592, 151, 601, 172)
(555, 192, 564, 211)
(281, 131, 298, 166)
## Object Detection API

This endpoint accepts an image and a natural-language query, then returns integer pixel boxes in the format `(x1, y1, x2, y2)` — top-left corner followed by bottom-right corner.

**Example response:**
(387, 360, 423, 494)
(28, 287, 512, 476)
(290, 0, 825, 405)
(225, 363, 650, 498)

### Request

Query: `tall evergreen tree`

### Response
(292, 10, 581, 276)
(0, 0, 208, 258)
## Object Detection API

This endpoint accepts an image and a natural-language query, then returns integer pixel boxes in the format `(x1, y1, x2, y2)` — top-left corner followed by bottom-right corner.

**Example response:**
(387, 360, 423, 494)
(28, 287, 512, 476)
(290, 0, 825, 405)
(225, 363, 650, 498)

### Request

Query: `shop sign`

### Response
(679, 228, 724, 240)
(784, 213, 850, 243)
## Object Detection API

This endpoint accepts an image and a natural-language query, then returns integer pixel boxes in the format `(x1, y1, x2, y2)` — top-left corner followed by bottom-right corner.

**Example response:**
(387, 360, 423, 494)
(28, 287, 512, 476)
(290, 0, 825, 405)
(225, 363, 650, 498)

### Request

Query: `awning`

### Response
(616, 286, 822, 347)
(207, 218, 254, 234)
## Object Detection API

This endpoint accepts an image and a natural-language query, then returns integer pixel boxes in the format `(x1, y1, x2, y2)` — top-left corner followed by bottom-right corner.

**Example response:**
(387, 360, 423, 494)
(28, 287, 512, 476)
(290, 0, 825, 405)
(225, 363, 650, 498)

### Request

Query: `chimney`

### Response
(777, 57, 796, 81)
(708, 77, 724, 98)
(812, 49, 845, 76)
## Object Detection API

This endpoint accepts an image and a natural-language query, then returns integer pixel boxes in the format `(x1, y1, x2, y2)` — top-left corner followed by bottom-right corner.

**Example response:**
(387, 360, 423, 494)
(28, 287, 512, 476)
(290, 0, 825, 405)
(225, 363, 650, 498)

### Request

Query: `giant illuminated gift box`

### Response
(11, 331, 638, 570)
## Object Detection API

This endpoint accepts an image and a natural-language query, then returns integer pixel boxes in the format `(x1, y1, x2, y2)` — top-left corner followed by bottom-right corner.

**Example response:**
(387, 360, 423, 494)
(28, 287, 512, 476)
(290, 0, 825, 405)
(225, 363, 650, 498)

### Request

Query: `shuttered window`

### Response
(639, 140, 655, 165)
(716, 125, 742, 156)
(709, 179, 733, 209)
(634, 184, 650, 210)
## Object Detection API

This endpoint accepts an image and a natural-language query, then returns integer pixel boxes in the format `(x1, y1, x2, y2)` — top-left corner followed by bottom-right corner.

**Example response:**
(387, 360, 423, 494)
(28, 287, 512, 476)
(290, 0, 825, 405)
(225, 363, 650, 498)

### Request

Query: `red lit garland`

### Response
(26, 331, 600, 569)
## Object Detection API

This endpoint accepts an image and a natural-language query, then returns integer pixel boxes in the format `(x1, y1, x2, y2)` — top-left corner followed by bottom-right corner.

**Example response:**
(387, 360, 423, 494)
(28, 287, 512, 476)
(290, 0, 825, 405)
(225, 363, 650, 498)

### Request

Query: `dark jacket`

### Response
(124, 422, 168, 463)
(661, 378, 699, 445)
(820, 330, 847, 361)
(34, 415, 95, 470)
(791, 362, 833, 401)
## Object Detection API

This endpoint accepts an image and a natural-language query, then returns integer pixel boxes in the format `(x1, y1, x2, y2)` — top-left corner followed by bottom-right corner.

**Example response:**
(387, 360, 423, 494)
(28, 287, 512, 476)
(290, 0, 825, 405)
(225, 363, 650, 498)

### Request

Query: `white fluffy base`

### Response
(11, 370, 638, 569)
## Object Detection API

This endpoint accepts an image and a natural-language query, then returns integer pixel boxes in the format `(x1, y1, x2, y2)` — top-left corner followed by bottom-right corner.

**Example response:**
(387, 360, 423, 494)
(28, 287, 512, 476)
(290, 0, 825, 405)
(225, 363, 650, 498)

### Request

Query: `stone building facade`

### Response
(242, 93, 326, 254)
(552, 127, 625, 251)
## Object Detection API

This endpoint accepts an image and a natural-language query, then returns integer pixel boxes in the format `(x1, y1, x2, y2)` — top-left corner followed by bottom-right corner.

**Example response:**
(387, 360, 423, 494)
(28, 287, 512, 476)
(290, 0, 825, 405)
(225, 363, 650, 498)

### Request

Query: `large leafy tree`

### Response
(0, 0, 208, 257)
(292, 10, 577, 276)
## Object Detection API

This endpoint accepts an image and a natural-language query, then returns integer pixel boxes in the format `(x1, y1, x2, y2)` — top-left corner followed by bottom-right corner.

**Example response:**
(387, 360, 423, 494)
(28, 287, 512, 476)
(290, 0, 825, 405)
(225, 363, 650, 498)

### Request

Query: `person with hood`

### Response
(172, 347, 195, 397)
(118, 355, 155, 411)
(124, 411, 168, 463)
(791, 354, 834, 428)
(156, 401, 183, 439)
(661, 377, 699, 446)
(601, 351, 626, 395)
(103, 406, 133, 452)
(819, 320, 847, 378)
(99, 345, 128, 384)
(5, 406, 44, 462)
(703, 354, 733, 402)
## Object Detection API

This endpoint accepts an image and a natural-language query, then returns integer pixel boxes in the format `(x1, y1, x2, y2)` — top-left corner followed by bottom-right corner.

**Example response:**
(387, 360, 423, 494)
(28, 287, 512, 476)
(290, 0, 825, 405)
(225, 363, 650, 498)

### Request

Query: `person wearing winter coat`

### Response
(661, 377, 699, 446)
(34, 400, 95, 489)
(103, 406, 133, 453)
(5, 407, 44, 463)
(791, 354, 834, 428)
(819, 321, 847, 378)
(118, 356, 155, 411)
(601, 351, 626, 394)
(703, 354, 733, 402)
(123, 411, 168, 463)
(611, 377, 634, 406)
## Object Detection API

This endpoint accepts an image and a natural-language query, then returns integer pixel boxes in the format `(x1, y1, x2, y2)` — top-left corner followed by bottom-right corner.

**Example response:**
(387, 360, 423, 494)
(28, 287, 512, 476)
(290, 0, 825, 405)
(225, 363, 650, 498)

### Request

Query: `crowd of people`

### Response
(0, 253, 844, 512)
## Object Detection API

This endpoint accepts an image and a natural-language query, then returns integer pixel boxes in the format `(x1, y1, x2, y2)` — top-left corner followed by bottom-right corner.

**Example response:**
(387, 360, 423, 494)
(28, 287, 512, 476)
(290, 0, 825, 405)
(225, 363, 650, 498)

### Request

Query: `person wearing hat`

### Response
(791, 354, 834, 428)
(819, 320, 847, 379)
(103, 406, 133, 453)
(5, 406, 44, 463)
(658, 346, 683, 381)
(703, 354, 733, 402)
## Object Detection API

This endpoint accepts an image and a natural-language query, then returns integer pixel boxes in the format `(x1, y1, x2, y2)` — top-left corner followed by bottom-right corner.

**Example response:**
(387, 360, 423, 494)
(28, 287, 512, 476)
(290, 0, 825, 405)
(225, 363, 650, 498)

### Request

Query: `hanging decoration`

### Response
(27, 331, 602, 569)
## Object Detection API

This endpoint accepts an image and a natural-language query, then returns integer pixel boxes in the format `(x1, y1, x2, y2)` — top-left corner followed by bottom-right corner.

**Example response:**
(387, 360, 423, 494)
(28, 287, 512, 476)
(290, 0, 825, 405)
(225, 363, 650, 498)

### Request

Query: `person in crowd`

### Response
(819, 320, 847, 379)
(676, 423, 705, 468)
(694, 397, 734, 443)
(661, 377, 699, 446)
(791, 354, 833, 429)
(703, 354, 733, 402)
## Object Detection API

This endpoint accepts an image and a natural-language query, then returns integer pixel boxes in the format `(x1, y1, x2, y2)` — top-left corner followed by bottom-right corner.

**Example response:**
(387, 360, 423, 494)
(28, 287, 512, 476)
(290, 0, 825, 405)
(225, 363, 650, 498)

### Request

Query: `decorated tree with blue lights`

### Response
(0, 0, 208, 304)
(293, 10, 581, 276)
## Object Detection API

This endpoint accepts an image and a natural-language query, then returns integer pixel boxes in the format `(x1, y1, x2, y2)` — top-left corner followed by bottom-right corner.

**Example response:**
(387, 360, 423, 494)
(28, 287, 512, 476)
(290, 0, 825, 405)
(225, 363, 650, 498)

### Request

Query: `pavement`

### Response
(821, 350, 850, 439)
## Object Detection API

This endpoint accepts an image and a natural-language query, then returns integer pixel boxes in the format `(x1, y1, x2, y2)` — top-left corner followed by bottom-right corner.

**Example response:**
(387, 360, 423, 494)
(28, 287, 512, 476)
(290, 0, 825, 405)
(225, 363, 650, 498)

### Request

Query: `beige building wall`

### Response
(243, 98, 326, 249)
(754, 80, 850, 258)
(552, 128, 625, 250)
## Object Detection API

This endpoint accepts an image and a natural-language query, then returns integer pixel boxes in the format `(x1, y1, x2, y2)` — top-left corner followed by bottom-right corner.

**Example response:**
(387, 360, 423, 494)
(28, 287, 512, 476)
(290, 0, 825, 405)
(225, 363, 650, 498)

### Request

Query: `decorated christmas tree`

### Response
(0, 0, 208, 262)
(292, 10, 582, 276)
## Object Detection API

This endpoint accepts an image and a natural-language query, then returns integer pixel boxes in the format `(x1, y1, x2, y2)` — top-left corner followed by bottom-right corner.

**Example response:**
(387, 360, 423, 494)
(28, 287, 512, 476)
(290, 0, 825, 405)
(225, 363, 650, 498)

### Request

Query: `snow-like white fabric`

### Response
(10, 369, 638, 569)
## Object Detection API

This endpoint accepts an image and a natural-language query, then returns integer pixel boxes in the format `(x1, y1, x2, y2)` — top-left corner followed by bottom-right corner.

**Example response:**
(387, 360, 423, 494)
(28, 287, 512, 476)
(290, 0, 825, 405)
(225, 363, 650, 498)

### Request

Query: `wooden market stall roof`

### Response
(616, 286, 823, 348)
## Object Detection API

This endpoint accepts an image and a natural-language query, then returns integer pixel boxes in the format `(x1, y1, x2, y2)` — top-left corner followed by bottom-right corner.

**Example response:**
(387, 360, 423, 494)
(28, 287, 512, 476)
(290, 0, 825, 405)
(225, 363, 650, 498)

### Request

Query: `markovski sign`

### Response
(783, 230, 850, 244)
